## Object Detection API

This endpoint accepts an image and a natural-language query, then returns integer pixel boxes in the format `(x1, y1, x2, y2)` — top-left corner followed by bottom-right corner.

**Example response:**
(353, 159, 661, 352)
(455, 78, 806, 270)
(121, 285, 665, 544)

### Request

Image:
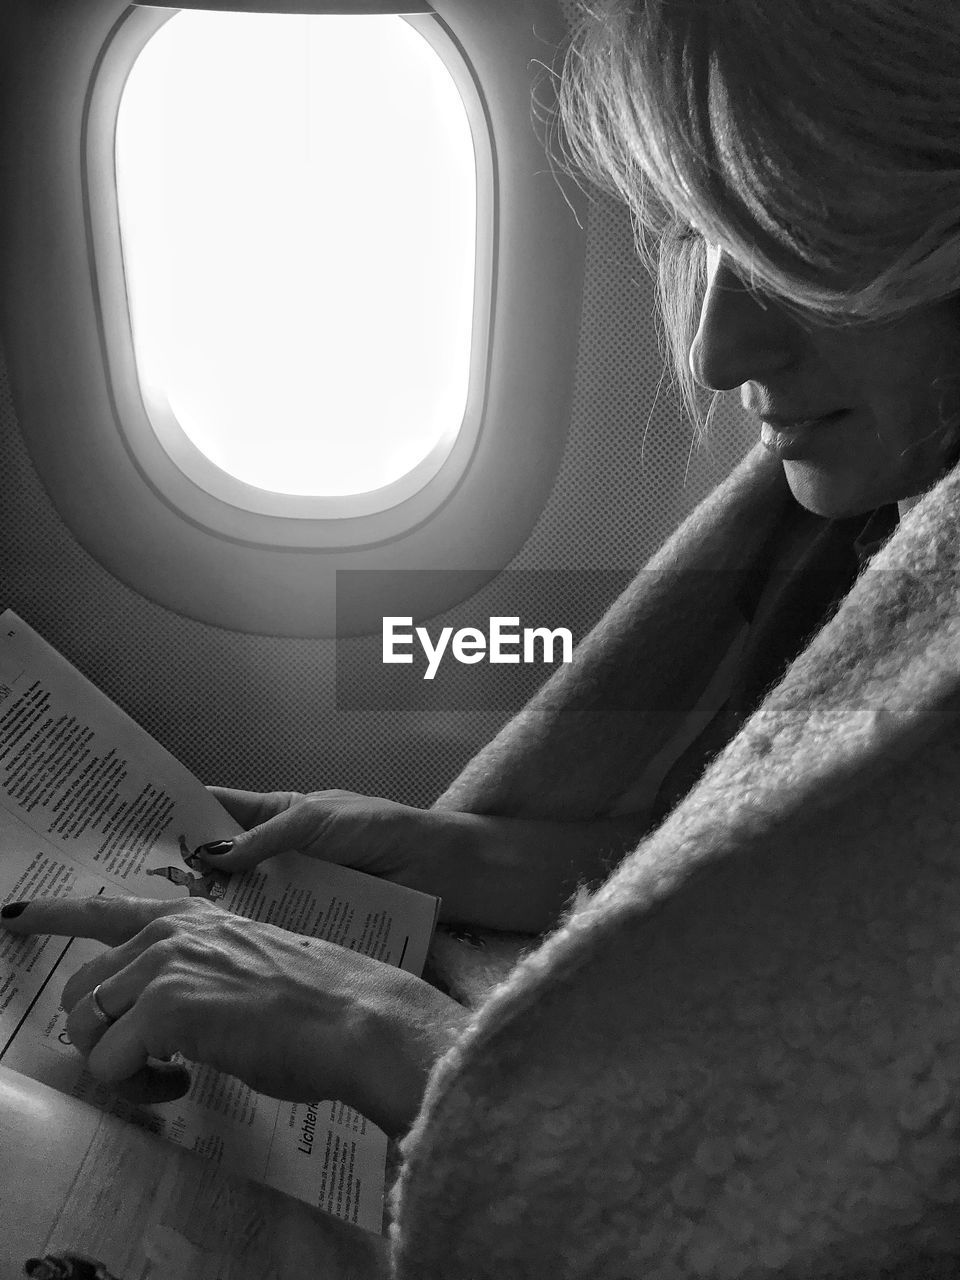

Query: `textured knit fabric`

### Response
(648, 501, 899, 825)
(422, 495, 900, 1009)
(393, 444, 960, 1279)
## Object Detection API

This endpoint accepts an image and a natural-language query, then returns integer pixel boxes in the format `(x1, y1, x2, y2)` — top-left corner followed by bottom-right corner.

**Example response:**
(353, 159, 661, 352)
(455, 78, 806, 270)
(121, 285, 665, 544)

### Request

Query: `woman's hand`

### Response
(200, 788, 447, 893)
(199, 787, 653, 934)
(0, 895, 469, 1136)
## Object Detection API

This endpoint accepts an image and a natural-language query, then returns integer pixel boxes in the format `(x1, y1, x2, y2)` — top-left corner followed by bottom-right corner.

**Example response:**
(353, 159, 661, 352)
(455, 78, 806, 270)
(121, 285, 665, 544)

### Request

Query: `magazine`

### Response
(0, 609, 440, 1238)
(0, 1063, 390, 1278)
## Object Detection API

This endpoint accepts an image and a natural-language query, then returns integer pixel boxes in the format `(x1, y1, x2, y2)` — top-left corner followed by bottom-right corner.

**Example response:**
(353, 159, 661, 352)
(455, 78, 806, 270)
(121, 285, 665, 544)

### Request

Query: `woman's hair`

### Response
(547, 0, 960, 421)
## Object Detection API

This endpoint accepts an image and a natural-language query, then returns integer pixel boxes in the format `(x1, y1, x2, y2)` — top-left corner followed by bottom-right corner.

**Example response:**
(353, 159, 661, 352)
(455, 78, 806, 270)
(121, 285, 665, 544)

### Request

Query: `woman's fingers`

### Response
(65, 981, 126, 1054)
(61, 926, 167, 1013)
(62, 939, 193, 1102)
(2, 893, 366, 1106)
(87, 1005, 173, 1085)
(78, 995, 192, 1103)
(1, 886, 449, 1126)
(205, 786, 301, 829)
(195, 788, 423, 879)
(195, 790, 335, 871)
(1, 895, 219, 1072)
(0, 894, 213, 946)
(65, 948, 159, 1054)
(108, 1060, 192, 1105)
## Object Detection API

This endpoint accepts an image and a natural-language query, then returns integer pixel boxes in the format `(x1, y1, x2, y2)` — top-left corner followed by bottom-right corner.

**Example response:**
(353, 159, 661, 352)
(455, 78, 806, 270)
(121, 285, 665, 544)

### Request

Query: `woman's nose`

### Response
(688, 248, 799, 391)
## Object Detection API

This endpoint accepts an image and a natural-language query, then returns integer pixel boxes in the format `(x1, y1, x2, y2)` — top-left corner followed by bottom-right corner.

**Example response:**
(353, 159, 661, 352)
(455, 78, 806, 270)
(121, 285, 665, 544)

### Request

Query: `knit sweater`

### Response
(390, 443, 960, 1279)
(644, 497, 898, 827)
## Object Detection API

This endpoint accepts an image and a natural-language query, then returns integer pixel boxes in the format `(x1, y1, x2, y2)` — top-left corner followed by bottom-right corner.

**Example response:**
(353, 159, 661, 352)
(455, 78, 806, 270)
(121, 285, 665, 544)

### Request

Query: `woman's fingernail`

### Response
(196, 840, 234, 857)
(1, 901, 28, 919)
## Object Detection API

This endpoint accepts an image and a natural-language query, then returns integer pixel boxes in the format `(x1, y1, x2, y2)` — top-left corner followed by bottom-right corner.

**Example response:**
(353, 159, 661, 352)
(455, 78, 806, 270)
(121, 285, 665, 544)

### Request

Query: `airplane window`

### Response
(6, 0, 583, 635)
(115, 10, 476, 503)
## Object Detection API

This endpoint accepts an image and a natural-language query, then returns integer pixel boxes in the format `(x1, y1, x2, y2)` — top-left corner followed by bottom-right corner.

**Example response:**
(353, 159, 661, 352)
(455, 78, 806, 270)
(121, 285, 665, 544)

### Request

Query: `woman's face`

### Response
(688, 244, 960, 518)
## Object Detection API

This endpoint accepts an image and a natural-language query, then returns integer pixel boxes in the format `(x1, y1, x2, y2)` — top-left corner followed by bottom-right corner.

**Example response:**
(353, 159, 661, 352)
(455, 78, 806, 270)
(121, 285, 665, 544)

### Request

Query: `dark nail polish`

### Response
(1, 901, 27, 919)
(197, 840, 234, 856)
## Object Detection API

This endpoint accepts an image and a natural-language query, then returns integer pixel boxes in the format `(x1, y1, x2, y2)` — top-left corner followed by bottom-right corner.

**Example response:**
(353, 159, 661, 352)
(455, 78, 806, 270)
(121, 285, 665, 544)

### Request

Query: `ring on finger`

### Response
(89, 982, 117, 1029)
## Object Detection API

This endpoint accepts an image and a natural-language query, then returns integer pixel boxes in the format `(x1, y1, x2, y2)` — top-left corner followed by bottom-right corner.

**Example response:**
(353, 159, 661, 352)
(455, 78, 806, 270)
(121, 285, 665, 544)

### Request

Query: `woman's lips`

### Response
(760, 410, 848, 459)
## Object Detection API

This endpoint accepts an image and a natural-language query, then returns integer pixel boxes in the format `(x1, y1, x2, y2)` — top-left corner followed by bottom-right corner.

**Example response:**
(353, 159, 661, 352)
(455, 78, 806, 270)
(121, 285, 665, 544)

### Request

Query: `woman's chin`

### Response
(781, 461, 887, 520)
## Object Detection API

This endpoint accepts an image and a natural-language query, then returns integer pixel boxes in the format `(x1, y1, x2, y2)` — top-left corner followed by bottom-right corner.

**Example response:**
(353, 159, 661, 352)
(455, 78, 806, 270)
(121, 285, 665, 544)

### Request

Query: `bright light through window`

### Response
(116, 12, 476, 498)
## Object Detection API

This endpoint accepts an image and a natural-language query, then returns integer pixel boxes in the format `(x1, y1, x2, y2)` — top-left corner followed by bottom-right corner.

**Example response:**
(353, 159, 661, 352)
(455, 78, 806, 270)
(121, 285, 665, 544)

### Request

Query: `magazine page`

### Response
(0, 610, 440, 1233)
(0, 1064, 389, 1280)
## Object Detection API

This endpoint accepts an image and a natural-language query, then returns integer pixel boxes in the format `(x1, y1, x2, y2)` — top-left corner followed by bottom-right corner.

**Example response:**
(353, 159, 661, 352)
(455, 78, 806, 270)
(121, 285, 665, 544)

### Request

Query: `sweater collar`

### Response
(851, 504, 899, 567)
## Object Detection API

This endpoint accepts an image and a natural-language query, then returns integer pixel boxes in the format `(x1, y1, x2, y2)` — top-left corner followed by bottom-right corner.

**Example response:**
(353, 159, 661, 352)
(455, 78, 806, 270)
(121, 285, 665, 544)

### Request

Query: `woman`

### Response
(6, 0, 960, 1273)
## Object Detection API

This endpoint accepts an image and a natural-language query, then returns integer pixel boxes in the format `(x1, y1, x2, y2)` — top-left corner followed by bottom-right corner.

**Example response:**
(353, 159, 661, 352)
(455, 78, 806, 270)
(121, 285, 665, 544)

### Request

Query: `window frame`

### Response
(0, 0, 587, 636)
(90, 5, 493, 527)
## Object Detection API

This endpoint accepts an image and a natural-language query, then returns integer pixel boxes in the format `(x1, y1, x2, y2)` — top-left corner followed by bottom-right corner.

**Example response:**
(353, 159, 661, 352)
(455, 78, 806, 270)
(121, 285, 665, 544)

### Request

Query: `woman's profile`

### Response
(5, 1, 960, 1274)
